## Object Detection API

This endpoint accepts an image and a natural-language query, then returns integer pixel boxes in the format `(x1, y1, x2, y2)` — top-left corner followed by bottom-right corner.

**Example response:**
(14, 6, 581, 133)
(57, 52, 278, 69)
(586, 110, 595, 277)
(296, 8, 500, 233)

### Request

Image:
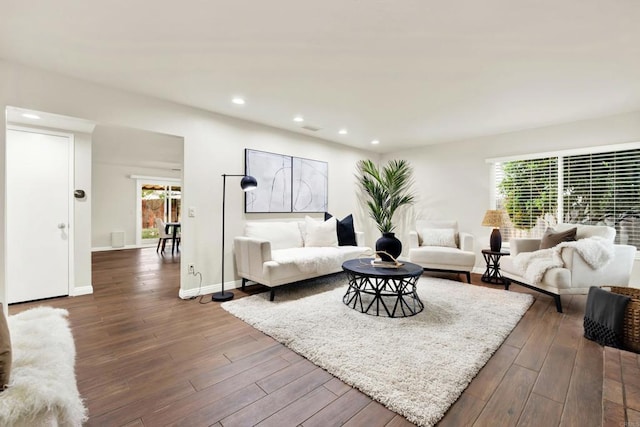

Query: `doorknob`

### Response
(57, 223, 66, 229)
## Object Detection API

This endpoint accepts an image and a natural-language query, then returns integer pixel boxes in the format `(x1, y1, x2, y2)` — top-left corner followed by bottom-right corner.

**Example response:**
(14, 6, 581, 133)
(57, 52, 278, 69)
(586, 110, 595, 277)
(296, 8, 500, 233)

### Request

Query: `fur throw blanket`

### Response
(0, 307, 87, 426)
(513, 236, 614, 285)
(272, 247, 344, 274)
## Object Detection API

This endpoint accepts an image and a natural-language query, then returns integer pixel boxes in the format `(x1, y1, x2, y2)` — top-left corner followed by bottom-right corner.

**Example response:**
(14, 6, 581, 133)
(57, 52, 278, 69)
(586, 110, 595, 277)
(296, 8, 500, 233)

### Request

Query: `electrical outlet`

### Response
(188, 263, 195, 274)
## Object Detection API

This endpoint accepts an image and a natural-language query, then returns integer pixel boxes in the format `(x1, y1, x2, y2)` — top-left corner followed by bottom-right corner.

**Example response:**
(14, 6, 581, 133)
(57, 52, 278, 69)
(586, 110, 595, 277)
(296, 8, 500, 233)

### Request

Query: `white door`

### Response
(6, 128, 72, 303)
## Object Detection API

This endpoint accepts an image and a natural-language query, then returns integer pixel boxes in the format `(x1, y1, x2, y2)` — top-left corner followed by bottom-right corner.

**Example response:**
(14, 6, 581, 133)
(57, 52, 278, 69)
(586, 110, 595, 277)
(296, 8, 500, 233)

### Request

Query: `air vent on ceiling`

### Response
(301, 125, 321, 132)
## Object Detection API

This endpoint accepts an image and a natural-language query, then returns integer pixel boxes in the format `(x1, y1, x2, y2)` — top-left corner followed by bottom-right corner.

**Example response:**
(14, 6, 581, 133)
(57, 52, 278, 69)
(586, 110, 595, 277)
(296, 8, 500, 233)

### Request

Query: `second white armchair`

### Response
(408, 220, 476, 283)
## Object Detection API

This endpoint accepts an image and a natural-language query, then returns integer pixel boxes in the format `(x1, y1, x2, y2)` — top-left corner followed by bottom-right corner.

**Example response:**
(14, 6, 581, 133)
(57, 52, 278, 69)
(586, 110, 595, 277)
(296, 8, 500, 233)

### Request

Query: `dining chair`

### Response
(155, 218, 173, 253)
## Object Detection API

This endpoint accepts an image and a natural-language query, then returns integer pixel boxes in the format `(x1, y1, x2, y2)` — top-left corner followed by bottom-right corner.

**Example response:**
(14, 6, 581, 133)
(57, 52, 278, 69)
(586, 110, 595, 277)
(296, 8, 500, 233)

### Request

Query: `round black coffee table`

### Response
(342, 258, 424, 317)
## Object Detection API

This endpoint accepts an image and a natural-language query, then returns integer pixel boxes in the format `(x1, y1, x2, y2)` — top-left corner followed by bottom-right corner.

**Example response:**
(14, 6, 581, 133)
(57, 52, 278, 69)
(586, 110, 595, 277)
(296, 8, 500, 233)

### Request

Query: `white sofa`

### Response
(501, 224, 637, 313)
(234, 219, 370, 300)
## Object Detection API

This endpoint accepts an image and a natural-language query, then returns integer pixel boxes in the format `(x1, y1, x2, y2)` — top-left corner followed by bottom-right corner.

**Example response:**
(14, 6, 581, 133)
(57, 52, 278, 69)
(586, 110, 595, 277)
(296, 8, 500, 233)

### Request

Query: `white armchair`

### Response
(501, 224, 637, 313)
(408, 220, 476, 283)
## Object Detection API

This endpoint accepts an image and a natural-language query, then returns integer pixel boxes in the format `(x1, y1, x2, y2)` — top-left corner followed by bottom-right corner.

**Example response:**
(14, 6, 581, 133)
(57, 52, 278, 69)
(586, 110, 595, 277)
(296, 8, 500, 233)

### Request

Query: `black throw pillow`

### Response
(324, 212, 358, 246)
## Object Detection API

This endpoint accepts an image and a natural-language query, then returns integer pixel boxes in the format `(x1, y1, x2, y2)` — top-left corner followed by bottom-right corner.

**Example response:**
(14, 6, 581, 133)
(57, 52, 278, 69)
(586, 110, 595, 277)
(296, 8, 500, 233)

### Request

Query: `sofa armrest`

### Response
(355, 231, 365, 247)
(459, 232, 474, 252)
(509, 238, 541, 256)
(569, 244, 637, 287)
(409, 231, 419, 249)
(234, 236, 272, 279)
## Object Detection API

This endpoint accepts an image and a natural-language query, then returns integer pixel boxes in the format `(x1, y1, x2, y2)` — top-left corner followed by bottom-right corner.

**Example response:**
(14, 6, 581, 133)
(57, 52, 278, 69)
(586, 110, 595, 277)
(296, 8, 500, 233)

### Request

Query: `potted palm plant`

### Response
(356, 159, 416, 261)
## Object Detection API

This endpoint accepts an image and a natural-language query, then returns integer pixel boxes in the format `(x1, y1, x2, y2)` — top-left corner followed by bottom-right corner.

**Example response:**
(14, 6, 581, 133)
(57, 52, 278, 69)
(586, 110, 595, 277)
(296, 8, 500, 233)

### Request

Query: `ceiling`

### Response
(2, 0, 639, 153)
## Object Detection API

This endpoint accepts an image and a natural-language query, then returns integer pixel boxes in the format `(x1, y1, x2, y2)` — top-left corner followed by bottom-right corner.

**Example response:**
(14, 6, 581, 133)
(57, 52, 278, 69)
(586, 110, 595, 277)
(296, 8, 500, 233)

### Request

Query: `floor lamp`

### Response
(212, 173, 258, 302)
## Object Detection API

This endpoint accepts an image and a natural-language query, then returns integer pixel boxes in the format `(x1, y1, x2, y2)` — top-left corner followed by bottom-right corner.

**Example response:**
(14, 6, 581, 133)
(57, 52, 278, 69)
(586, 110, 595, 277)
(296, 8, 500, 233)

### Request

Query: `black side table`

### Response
(481, 249, 510, 284)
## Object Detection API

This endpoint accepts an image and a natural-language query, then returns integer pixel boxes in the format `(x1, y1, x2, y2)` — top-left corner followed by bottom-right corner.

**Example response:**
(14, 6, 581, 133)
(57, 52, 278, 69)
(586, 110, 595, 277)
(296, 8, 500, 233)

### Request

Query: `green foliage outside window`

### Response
(498, 158, 558, 230)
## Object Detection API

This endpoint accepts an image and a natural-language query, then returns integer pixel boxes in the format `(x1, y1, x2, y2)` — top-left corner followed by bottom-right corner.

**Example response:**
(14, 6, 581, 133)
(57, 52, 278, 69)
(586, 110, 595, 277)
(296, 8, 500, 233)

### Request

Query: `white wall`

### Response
(385, 110, 640, 284)
(92, 163, 181, 248)
(73, 132, 92, 293)
(0, 59, 375, 305)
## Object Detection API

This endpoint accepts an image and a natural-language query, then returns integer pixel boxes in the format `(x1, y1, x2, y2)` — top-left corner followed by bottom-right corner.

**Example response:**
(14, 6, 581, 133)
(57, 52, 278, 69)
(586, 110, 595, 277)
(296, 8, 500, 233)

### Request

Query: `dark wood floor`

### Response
(9, 248, 607, 426)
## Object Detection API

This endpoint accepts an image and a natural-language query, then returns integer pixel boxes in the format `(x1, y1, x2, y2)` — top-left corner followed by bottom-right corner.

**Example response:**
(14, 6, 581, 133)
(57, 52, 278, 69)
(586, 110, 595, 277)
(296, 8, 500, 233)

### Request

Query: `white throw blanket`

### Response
(513, 237, 614, 285)
(272, 247, 344, 274)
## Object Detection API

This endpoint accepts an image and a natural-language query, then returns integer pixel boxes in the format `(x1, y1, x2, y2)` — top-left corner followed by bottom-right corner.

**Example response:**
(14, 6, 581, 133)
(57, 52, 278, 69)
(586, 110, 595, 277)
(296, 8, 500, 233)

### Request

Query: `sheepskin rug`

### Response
(223, 275, 533, 427)
(0, 307, 87, 426)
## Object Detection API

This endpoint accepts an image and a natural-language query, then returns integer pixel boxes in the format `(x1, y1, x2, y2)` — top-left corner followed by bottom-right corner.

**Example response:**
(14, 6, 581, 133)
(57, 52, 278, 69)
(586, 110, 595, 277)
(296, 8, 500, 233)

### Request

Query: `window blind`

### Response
(563, 148, 640, 247)
(493, 147, 640, 248)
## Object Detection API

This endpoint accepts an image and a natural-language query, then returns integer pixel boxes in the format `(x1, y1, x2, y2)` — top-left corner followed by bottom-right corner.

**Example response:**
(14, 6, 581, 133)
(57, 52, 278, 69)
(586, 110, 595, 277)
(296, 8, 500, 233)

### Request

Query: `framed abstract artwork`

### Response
(245, 149, 292, 213)
(292, 156, 328, 212)
(244, 149, 328, 213)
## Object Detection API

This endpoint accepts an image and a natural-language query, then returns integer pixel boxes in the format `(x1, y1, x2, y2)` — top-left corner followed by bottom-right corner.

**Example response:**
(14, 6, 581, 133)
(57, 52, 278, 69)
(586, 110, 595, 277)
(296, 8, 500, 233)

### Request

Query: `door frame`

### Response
(6, 125, 75, 298)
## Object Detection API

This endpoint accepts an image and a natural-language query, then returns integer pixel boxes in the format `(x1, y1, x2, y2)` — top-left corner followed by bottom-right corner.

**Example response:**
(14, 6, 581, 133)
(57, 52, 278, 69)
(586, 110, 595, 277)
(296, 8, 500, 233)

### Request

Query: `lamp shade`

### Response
(240, 175, 257, 191)
(481, 209, 509, 228)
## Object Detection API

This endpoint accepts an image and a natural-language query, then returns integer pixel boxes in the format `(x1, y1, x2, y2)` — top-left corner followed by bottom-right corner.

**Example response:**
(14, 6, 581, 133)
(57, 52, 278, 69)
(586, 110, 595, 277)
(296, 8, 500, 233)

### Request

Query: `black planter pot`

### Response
(375, 232, 402, 262)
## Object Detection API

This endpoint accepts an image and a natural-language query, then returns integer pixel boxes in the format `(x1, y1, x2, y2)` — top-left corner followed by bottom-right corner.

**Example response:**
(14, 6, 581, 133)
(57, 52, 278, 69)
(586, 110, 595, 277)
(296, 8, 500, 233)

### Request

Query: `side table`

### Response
(481, 249, 510, 284)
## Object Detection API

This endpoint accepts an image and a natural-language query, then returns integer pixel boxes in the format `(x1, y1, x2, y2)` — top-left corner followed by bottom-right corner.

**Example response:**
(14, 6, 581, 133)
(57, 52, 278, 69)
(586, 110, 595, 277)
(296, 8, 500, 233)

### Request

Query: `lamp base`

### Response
(489, 228, 502, 252)
(212, 291, 234, 302)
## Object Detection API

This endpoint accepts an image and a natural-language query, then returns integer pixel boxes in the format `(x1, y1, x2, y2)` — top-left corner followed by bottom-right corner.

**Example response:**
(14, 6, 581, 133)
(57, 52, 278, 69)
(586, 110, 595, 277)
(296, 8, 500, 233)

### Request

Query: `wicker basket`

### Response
(608, 286, 640, 353)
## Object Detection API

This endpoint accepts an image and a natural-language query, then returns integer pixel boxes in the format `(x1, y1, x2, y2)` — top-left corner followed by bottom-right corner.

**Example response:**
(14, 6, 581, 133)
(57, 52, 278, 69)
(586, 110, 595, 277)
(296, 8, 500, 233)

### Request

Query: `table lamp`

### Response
(481, 209, 509, 252)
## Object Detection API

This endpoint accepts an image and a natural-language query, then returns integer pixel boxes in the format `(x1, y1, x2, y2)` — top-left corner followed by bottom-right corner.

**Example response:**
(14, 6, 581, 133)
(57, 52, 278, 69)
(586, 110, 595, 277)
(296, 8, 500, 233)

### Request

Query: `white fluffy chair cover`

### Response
(0, 307, 87, 426)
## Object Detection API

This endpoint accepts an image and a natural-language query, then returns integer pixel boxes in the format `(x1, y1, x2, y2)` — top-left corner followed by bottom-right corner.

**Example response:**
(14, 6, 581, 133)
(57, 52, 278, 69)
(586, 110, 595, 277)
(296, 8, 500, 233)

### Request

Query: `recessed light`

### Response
(339, 129, 348, 135)
(232, 97, 245, 105)
(293, 116, 304, 123)
(371, 139, 380, 145)
(22, 113, 40, 120)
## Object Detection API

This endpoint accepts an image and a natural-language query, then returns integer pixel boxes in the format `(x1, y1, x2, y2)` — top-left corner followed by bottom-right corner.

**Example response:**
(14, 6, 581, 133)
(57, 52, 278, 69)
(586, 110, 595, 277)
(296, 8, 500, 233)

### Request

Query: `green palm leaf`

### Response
(356, 159, 416, 233)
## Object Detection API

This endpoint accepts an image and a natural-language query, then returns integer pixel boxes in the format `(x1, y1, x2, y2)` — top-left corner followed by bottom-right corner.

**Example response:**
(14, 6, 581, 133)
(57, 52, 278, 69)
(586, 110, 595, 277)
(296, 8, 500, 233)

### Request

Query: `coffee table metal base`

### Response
(343, 271, 423, 317)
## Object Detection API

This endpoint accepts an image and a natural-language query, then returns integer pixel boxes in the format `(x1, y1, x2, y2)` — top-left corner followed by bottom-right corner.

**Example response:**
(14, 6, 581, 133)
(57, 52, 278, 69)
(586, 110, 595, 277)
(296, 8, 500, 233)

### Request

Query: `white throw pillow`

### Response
(304, 216, 338, 247)
(420, 228, 457, 248)
(245, 221, 303, 250)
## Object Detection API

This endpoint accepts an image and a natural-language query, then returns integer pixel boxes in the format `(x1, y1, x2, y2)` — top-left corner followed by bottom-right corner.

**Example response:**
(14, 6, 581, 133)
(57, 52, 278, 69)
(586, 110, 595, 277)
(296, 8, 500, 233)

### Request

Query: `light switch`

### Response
(188, 207, 196, 217)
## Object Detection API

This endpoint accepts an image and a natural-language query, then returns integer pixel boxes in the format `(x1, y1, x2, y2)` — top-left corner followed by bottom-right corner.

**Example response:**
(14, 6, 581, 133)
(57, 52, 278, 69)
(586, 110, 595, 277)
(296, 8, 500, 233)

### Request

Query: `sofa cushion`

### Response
(556, 223, 616, 242)
(324, 212, 357, 246)
(409, 246, 475, 268)
(420, 228, 457, 248)
(539, 227, 577, 249)
(245, 221, 303, 250)
(304, 216, 338, 247)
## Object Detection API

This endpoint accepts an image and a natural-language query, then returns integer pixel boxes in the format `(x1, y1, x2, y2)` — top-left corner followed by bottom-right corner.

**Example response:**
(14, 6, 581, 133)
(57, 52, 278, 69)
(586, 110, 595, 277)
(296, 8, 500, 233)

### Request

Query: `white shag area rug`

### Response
(0, 307, 87, 427)
(222, 275, 533, 427)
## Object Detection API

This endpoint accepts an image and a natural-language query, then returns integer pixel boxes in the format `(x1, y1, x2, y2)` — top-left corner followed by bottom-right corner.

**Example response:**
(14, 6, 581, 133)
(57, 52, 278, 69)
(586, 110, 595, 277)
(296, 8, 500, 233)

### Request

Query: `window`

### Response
(496, 157, 558, 241)
(141, 184, 181, 240)
(132, 175, 182, 246)
(492, 145, 640, 249)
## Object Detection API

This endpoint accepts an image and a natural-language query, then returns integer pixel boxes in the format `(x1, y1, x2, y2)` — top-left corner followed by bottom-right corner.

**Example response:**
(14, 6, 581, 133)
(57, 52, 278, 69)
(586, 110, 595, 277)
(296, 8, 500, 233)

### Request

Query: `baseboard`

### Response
(72, 285, 94, 296)
(179, 279, 241, 299)
(92, 244, 156, 252)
